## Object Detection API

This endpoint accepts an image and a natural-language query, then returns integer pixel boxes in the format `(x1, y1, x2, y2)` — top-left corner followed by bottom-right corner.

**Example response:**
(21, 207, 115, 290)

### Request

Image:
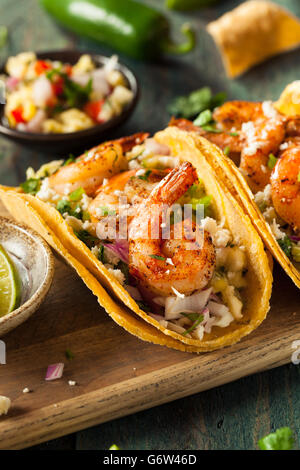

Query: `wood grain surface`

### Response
(0, 0, 300, 451)
(0, 202, 299, 449)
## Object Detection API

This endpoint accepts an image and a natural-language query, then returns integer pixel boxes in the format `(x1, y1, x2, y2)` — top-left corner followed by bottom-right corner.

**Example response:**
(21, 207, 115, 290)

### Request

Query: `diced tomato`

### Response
(11, 106, 26, 124)
(51, 75, 65, 96)
(84, 100, 104, 122)
(64, 64, 73, 76)
(34, 60, 52, 76)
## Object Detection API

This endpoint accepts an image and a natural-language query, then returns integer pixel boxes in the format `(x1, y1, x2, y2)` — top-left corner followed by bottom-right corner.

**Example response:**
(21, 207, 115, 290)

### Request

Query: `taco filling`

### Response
(19, 136, 249, 341)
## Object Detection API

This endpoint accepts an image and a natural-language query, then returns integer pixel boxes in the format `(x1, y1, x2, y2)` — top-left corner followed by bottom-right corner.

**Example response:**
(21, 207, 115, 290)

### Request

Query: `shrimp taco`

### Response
(170, 89, 300, 289)
(0, 127, 272, 352)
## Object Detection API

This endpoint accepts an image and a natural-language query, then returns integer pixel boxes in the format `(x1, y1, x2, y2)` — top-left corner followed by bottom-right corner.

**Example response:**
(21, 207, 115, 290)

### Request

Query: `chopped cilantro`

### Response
(149, 254, 165, 261)
(182, 314, 204, 336)
(65, 349, 74, 360)
(200, 124, 222, 133)
(46, 69, 92, 107)
(229, 131, 239, 137)
(223, 146, 230, 156)
(63, 154, 76, 166)
(56, 199, 72, 215)
(258, 427, 294, 450)
(20, 178, 41, 195)
(267, 153, 278, 170)
(99, 206, 116, 216)
(136, 300, 152, 312)
(138, 169, 152, 181)
(98, 245, 105, 262)
(69, 187, 84, 201)
(74, 230, 97, 247)
(167, 87, 226, 119)
(278, 235, 292, 258)
(117, 260, 129, 284)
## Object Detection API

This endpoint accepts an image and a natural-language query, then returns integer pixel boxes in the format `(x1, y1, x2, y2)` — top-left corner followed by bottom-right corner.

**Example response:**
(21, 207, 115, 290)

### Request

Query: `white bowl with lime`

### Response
(0, 217, 54, 336)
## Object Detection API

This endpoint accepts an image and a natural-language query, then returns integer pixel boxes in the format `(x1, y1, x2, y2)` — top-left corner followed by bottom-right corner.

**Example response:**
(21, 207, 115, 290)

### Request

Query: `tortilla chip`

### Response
(274, 80, 300, 116)
(207, 1, 300, 78)
(0, 127, 273, 351)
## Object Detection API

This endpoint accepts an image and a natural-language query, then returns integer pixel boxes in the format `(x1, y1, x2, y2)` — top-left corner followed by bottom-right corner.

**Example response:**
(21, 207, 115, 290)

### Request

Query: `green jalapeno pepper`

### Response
(40, 0, 196, 60)
(166, 0, 219, 10)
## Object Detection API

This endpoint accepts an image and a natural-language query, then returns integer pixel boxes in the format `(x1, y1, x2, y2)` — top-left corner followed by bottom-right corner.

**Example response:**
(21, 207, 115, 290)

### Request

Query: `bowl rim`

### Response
(0, 49, 139, 142)
(0, 216, 54, 325)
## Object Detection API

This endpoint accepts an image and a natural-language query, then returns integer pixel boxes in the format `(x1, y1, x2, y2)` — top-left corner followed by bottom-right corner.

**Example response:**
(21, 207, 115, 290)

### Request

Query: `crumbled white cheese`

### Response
(254, 184, 272, 208)
(201, 217, 232, 248)
(68, 380, 76, 386)
(36, 178, 60, 202)
(91, 246, 99, 257)
(103, 247, 120, 266)
(22, 387, 30, 394)
(166, 257, 174, 265)
(105, 266, 125, 285)
(135, 169, 145, 177)
(82, 220, 92, 230)
(270, 219, 286, 240)
(128, 159, 141, 170)
(0, 396, 11, 416)
(241, 121, 261, 156)
(80, 193, 92, 210)
(279, 142, 289, 151)
(262, 101, 278, 119)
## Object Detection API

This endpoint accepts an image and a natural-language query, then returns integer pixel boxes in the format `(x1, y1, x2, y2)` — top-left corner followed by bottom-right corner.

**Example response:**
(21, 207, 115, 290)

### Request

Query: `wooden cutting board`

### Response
(0, 203, 299, 449)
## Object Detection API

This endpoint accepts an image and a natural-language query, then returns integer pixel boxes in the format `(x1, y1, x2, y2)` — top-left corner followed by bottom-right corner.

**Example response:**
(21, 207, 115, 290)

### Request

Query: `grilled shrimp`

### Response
(48, 133, 148, 197)
(270, 147, 300, 231)
(214, 101, 286, 193)
(128, 162, 216, 297)
(88, 169, 170, 222)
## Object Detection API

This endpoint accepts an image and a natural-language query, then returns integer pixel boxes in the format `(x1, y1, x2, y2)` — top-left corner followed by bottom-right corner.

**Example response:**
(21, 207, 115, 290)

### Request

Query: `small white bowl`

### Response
(0, 217, 54, 336)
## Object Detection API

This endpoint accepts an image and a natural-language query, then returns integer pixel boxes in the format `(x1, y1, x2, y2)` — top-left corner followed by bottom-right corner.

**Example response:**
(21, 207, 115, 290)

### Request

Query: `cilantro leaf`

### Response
(138, 169, 152, 181)
(278, 235, 292, 258)
(167, 87, 226, 119)
(258, 427, 294, 450)
(20, 178, 41, 195)
(65, 349, 74, 360)
(182, 314, 204, 336)
(223, 146, 230, 156)
(74, 230, 97, 247)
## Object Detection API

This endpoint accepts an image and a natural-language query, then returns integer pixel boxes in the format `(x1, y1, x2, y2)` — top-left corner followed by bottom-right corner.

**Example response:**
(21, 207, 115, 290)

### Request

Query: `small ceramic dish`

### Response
(0, 50, 139, 153)
(0, 217, 54, 336)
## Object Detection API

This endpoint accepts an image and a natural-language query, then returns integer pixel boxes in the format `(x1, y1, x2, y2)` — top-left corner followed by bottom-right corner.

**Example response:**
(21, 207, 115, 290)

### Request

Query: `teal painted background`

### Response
(0, 0, 299, 450)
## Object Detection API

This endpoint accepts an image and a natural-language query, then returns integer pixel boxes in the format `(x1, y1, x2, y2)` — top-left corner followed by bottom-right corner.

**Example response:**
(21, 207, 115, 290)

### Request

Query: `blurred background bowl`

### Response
(0, 50, 139, 154)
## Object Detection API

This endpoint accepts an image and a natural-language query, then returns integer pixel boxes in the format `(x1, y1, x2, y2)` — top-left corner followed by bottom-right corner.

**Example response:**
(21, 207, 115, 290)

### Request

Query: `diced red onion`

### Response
(290, 235, 300, 242)
(91, 69, 110, 96)
(124, 285, 142, 301)
(6, 76, 19, 91)
(32, 75, 54, 107)
(26, 109, 46, 133)
(102, 238, 129, 264)
(145, 138, 170, 156)
(45, 363, 64, 381)
(209, 293, 222, 303)
(164, 288, 212, 320)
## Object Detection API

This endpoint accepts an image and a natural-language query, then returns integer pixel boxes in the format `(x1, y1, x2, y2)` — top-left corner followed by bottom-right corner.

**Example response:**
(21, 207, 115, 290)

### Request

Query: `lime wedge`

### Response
(0, 244, 21, 317)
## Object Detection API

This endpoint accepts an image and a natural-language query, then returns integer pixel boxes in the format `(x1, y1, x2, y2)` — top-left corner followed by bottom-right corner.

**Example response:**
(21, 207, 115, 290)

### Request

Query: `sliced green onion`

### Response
(69, 187, 84, 201)
(267, 153, 278, 170)
(193, 109, 213, 127)
(149, 254, 165, 261)
(223, 146, 230, 156)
